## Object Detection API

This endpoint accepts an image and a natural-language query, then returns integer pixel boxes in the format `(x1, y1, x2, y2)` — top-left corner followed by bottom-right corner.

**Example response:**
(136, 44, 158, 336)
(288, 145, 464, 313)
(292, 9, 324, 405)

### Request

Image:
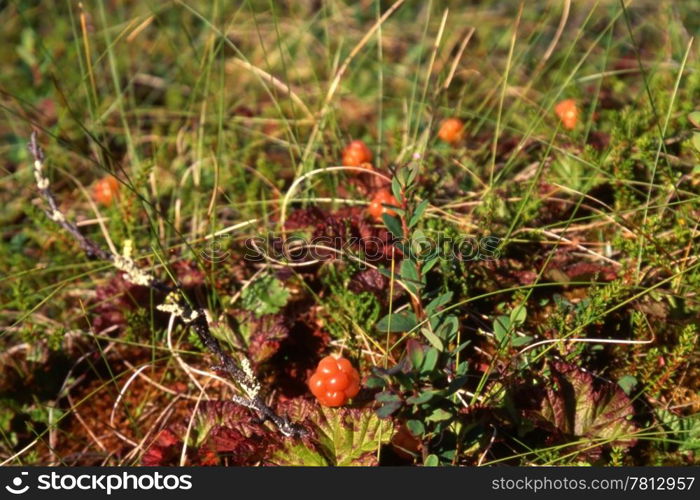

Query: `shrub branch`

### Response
(28, 132, 305, 438)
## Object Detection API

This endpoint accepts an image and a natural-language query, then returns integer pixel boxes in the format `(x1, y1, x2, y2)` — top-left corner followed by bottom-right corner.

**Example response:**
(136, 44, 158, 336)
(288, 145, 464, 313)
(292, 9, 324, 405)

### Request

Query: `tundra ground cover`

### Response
(0, 0, 698, 466)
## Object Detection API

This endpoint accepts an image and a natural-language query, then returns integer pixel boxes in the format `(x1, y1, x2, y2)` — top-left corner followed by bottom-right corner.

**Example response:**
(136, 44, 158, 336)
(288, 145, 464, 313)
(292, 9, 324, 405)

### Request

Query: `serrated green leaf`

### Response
(240, 274, 290, 317)
(270, 403, 394, 466)
(270, 443, 329, 466)
(535, 362, 637, 446)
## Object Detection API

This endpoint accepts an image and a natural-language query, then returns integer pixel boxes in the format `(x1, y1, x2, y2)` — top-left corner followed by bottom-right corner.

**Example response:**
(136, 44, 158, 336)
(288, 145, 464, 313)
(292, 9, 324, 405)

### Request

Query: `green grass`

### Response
(0, 0, 698, 466)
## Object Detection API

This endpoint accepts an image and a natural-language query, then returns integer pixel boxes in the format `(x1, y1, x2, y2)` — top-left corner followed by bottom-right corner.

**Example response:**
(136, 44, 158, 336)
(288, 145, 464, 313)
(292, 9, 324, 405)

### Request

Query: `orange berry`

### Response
(308, 355, 361, 407)
(342, 140, 373, 167)
(317, 356, 339, 375)
(320, 391, 347, 407)
(368, 189, 398, 221)
(309, 373, 325, 398)
(437, 118, 464, 143)
(554, 99, 579, 130)
(92, 175, 120, 206)
(326, 372, 350, 391)
(336, 357, 354, 374)
(345, 381, 360, 399)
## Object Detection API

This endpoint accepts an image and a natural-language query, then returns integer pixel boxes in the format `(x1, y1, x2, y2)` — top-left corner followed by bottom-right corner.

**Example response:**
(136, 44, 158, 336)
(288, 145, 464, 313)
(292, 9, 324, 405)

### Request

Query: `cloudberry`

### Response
(92, 176, 120, 206)
(308, 355, 361, 407)
(368, 189, 398, 221)
(342, 140, 373, 167)
(554, 99, 579, 130)
(437, 118, 464, 143)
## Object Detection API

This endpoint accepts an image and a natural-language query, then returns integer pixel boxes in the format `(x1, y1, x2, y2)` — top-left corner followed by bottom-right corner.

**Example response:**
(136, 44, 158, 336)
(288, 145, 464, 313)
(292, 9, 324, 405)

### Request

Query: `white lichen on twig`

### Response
(27, 131, 305, 438)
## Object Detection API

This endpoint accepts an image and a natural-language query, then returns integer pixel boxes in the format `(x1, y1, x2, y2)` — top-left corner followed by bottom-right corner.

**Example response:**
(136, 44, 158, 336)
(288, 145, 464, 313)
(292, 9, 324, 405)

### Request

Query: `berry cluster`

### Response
(308, 355, 361, 407)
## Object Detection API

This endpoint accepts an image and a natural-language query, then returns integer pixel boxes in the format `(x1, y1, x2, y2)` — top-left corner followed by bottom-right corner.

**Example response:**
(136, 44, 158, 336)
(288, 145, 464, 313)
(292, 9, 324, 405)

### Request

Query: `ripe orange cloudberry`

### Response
(554, 99, 579, 130)
(92, 176, 120, 206)
(342, 139, 373, 167)
(308, 355, 361, 407)
(437, 117, 464, 143)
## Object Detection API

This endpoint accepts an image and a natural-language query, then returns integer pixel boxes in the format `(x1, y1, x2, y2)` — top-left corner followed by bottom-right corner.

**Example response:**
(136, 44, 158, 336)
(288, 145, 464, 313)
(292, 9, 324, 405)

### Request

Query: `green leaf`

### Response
(493, 315, 510, 344)
(406, 419, 425, 437)
(421, 253, 440, 273)
(426, 408, 452, 422)
(511, 335, 533, 347)
(425, 291, 453, 315)
(436, 315, 459, 342)
(617, 375, 637, 395)
(510, 305, 527, 325)
(376, 311, 417, 332)
(692, 132, 700, 152)
(381, 213, 404, 239)
(270, 402, 394, 466)
(365, 375, 387, 389)
(421, 347, 439, 373)
(406, 339, 425, 370)
(424, 454, 439, 466)
(689, 111, 700, 128)
(406, 390, 439, 405)
(406, 162, 419, 186)
(446, 375, 469, 394)
(399, 259, 422, 294)
(269, 442, 329, 466)
(240, 274, 290, 317)
(421, 327, 444, 351)
(375, 391, 401, 404)
(376, 401, 402, 418)
(408, 199, 429, 228)
(534, 362, 637, 446)
(391, 176, 403, 202)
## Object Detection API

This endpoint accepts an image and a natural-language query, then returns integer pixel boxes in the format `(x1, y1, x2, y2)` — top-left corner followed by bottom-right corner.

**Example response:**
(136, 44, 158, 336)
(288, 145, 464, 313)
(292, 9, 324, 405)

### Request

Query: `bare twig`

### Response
(28, 132, 305, 438)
